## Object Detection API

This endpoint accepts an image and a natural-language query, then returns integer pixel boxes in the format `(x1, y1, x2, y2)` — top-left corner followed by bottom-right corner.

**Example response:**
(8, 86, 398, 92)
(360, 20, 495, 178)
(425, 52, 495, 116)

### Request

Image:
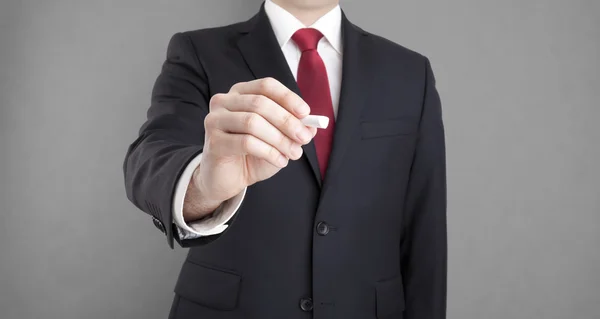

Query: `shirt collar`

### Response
(264, 0, 343, 55)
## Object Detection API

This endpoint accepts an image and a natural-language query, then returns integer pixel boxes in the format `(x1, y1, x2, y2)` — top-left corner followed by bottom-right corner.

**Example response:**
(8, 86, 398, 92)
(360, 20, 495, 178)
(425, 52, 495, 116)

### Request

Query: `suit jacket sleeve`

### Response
(400, 57, 448, 318)
(123, 32, 222, 248)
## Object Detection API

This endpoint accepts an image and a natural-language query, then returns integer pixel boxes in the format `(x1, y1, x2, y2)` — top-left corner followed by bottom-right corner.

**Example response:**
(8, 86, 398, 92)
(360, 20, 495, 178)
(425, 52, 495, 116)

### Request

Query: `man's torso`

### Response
(166, 8, 429, 319)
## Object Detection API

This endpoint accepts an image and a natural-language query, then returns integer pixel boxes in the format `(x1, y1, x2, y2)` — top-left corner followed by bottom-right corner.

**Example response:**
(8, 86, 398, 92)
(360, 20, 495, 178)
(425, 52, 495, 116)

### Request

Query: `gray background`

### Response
(0, 0, 598, 318)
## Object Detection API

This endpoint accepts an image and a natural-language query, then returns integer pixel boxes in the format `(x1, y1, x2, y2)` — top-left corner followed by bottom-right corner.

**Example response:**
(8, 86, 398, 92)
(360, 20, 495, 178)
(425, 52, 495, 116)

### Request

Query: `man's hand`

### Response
(183, 77, 317, 222)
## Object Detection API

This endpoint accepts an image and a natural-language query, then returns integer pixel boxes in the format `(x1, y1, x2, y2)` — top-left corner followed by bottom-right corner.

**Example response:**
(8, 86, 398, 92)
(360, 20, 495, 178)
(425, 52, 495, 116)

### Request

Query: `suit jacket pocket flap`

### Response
(174, 260, 241, 310)
(375, 274, 405, 318)
(361, 119, 417, 139)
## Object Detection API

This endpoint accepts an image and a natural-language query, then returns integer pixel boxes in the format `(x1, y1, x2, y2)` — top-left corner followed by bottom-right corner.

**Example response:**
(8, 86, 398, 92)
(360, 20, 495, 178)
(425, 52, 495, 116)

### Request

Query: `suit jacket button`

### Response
(316, 221, 330, 236)
(299, 298, 313, 311)
(152, 216, 166, 234)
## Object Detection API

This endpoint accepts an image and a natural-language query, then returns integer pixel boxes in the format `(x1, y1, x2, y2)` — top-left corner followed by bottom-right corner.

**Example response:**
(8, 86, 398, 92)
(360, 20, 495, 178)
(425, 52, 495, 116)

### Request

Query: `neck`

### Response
(270, 1, 338, 26)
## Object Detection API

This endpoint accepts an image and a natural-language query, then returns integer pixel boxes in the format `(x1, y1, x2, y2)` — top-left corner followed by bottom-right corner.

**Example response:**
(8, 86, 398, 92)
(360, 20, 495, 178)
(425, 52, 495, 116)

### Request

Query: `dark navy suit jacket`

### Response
(124, 5, 447, 319)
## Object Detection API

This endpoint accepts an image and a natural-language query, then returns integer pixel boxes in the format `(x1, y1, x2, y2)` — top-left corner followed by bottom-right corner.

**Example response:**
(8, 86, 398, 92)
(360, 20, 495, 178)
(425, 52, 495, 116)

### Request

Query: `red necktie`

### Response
(292, 28, 335, 180)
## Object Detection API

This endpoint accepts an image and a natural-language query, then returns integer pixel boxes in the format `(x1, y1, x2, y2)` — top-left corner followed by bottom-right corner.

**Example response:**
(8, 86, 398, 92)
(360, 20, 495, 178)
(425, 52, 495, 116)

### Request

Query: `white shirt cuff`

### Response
(172, 152, 246, 240)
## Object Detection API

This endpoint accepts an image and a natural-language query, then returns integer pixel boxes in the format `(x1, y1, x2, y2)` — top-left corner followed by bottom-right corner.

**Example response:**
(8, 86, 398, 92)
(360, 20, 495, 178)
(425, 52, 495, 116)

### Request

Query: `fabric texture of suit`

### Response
(123, 4, 447, 319)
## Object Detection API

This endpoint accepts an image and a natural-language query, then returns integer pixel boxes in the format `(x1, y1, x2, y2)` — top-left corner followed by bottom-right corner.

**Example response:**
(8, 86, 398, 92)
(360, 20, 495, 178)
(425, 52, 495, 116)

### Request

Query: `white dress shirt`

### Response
(173, 0, 343, 239)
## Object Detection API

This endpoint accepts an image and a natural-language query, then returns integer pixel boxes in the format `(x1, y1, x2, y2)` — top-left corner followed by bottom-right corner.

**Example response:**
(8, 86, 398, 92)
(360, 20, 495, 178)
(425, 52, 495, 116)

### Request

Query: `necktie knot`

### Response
(292, 28, 324, 52)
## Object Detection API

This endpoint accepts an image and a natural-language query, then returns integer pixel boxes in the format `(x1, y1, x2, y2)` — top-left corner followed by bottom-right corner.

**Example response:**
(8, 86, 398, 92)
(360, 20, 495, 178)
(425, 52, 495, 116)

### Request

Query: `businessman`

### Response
(124, 0, 447, 318)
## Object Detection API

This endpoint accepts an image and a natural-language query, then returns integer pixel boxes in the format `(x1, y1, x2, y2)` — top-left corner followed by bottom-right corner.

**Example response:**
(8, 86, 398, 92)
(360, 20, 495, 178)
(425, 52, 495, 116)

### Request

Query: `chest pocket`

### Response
(361, 118, 418, 140)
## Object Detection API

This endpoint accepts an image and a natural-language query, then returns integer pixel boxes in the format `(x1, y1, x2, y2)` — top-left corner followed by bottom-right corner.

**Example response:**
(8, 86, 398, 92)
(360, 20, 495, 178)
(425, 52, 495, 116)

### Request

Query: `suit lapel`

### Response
(321, 13, 371, 195)
(236, 6, 322, 187)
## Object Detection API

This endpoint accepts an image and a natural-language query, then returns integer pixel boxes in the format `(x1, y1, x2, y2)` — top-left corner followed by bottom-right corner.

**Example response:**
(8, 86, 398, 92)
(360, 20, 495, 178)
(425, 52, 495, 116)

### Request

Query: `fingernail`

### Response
(291, 144, 303, 159)
(296, 127, 312, 144)
(278, 155, 288, 167)
(295, 103, 310, 116)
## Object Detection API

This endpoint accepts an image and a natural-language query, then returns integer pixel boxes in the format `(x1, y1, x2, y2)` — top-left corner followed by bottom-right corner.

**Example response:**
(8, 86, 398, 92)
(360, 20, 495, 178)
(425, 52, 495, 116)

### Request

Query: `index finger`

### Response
(229, 77, 310, 118)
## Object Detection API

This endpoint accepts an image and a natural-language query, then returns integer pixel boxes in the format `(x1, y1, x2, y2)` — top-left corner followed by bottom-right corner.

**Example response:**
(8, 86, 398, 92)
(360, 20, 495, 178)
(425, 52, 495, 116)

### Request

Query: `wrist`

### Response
(182, 175, 223, 223)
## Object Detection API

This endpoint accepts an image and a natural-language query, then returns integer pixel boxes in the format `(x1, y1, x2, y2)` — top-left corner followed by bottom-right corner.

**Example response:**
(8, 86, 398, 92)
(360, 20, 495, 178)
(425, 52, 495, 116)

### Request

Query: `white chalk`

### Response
(301, 115, 329, 129)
